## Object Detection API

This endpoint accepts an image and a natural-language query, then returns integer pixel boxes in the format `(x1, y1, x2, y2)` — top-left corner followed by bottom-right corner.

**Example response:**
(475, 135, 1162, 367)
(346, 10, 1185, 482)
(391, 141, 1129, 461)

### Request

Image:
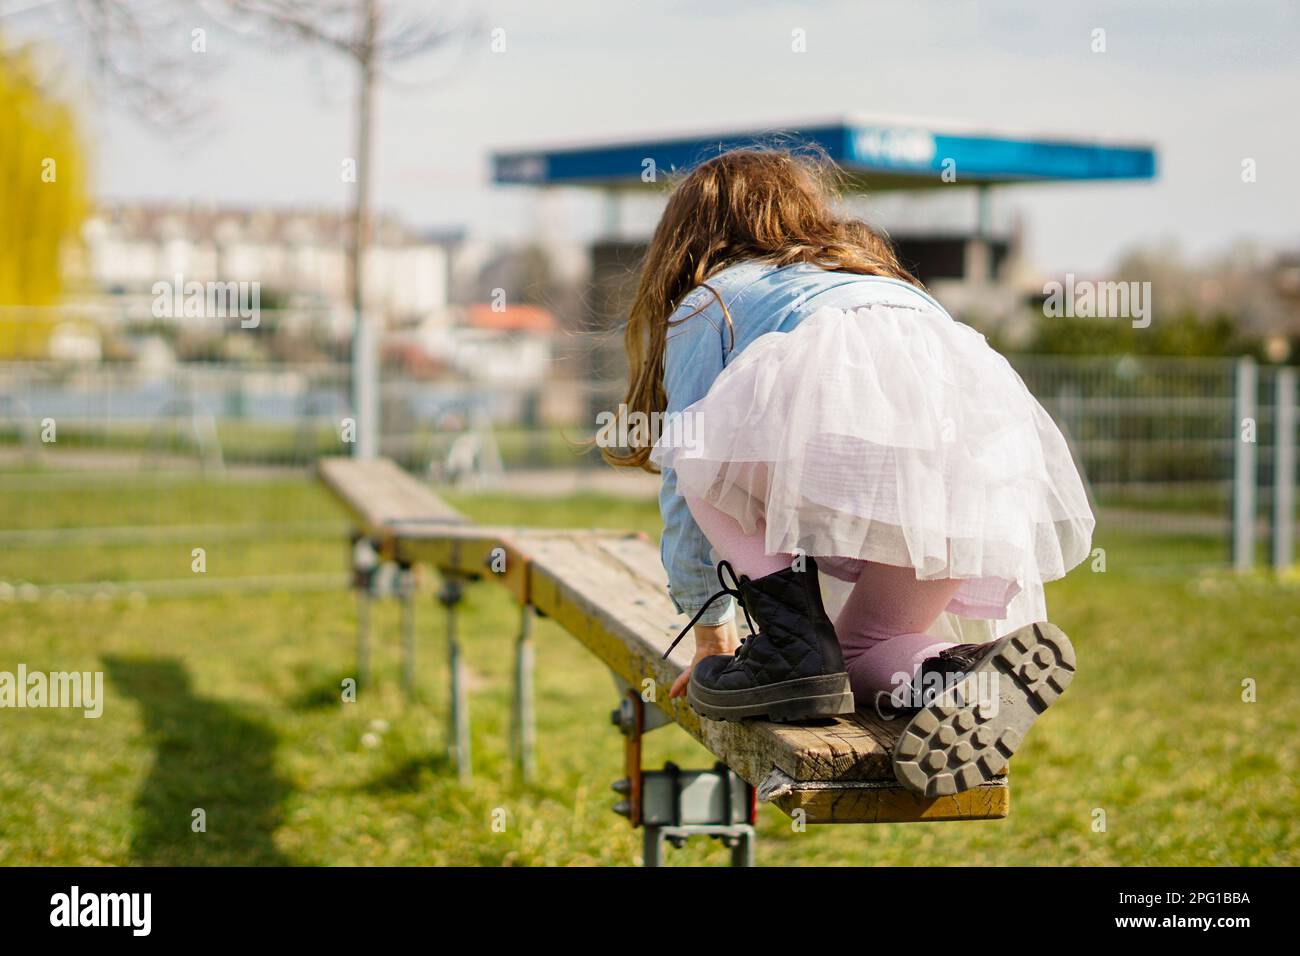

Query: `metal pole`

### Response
(351, 534, 376, 687)
(441, 577, 471, 782)
(356, 590, 371, 687)
(352, 313, 377, 460)
(602, 189, 620, 239)
(972, 184, 994, 283)
(730, 832, 755, 868)
(399, 563, 415, 697)
(1274, 366, 1297, 571)
(642, 827, 664, 868)
(1234, 357, 1258, 571)
(511, 604, 536, 781)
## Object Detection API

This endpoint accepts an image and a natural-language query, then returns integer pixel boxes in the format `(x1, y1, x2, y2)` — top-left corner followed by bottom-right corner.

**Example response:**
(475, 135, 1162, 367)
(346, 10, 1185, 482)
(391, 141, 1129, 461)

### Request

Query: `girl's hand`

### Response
(669, 618, 741, 699)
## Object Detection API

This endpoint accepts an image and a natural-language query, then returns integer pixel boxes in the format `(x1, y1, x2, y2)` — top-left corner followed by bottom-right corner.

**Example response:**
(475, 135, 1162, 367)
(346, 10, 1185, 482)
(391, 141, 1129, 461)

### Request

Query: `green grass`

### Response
(0, 474, 1297, 865)
(0, 421, 600, 471)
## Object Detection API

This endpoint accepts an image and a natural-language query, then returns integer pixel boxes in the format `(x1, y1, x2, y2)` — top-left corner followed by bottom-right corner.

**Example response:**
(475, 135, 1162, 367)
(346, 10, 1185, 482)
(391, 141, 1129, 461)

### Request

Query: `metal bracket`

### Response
(609, 688, 757, 867)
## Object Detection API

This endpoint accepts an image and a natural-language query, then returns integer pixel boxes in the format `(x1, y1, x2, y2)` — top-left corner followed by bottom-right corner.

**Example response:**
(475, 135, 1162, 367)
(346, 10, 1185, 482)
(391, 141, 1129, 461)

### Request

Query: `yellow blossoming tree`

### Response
(0, 43, 88, 357)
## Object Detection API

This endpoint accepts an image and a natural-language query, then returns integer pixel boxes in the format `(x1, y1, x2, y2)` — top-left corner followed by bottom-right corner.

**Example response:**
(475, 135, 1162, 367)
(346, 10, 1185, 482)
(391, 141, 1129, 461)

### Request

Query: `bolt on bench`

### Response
(318, 457, 1009, 864)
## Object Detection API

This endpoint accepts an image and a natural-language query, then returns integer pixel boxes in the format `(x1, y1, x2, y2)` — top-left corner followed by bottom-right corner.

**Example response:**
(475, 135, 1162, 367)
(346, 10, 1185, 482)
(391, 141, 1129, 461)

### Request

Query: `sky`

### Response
(9, 0, 1300, 276)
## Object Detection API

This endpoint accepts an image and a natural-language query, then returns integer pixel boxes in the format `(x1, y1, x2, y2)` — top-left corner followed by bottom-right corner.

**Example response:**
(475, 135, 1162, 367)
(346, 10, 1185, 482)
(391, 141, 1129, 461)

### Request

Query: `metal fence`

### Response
(1011, 354, 1296, 565)
(1, 304, 1297, 596)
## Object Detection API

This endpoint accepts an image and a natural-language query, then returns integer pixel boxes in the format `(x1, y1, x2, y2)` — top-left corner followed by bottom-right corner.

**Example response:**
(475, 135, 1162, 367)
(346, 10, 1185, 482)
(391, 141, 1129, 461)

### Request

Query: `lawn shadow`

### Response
(287, 667, 362, 711)
(356, 753, 454, 794)
(103, 655, 293, 866)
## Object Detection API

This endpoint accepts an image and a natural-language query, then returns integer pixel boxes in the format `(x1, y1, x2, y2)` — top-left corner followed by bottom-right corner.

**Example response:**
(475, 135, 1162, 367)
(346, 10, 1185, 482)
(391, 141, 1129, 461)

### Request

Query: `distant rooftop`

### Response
(87, 201, 432, 246)
(493, 114, 1157, 191)
(465, 304, 556, 333)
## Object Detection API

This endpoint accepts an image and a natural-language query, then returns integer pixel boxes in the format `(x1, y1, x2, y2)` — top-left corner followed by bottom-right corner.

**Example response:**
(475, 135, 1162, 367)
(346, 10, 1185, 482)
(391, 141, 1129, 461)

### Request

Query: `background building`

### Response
(81, 202, 454, 324)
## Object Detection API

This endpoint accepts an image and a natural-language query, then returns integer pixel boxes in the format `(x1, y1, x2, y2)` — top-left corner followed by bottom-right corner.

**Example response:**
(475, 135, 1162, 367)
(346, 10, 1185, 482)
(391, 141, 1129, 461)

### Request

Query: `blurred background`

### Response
(1, 0, 1297, 866)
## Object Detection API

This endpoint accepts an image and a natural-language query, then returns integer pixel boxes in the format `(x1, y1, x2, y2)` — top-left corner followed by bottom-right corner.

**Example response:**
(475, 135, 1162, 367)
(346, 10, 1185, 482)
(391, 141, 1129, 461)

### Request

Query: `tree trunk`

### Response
(349, 0, 378, 459)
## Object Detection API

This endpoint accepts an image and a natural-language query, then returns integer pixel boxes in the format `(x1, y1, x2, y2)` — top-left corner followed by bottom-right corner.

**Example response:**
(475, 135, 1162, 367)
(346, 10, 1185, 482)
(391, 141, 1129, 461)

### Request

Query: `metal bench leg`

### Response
(356, 594, 371, 687)
(613, 691, 759, 867)
(439, 575, 470, 782)
(642, 826, 665, 868)
(398, 561, 415, 698)
(510, 603, 535, 782)
(351, 534, 379, 688)
(729, 830, 755, 868)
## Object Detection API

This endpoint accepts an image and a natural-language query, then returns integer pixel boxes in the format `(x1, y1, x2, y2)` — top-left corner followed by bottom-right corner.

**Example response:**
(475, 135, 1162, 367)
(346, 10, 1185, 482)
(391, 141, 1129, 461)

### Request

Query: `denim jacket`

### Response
(657, 259, 946, 623)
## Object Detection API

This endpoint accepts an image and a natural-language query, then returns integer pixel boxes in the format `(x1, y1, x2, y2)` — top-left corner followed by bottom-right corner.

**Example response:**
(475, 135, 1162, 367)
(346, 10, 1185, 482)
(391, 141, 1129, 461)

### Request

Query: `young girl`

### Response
(605, 148, 1093, 797)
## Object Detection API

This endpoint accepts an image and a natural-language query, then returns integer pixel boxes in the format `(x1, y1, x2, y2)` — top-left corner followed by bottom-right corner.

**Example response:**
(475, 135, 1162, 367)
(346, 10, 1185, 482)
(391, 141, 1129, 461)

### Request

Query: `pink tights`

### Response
(684, 495, 960, 706)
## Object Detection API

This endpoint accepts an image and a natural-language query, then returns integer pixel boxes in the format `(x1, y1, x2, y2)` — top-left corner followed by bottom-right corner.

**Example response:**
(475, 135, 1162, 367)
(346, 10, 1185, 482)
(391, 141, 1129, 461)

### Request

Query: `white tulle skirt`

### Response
(651, 302, 1095, 637)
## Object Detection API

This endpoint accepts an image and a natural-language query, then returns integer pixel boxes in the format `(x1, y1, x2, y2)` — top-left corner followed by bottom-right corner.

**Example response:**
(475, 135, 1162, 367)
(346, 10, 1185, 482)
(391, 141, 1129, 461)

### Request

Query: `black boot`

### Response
(891, 622, 1077, 796)
(663, 558, 854, 722)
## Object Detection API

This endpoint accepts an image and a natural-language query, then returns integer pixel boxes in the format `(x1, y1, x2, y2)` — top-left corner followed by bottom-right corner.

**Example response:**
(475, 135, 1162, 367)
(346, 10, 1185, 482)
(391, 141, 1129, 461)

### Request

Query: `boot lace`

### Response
(661, 560, 757, 660)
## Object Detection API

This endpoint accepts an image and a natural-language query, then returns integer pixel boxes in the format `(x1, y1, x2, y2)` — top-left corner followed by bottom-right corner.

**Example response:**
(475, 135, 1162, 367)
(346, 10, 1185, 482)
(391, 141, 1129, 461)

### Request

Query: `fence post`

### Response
(1233, 357, 1257, 571)
(1274, 366, 1296, 571)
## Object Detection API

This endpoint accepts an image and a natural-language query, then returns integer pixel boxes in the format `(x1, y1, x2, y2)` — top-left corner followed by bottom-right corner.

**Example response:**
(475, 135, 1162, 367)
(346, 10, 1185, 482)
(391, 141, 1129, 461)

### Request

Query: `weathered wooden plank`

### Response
(396, 527, 640, 603)
(593, 532, 669, 586)
(520, 535, 1007, 823)
(765, 775, 1009, 823)
(591, 534, 1008, 786)
(317, 457, 467, 539)
(316, 458, 1009, 824)
(522, 535, 882, 781)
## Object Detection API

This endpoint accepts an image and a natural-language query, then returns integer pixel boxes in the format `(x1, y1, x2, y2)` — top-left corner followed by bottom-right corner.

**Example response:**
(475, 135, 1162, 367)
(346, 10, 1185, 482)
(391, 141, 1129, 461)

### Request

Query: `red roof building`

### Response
(465, 304, 556, 333)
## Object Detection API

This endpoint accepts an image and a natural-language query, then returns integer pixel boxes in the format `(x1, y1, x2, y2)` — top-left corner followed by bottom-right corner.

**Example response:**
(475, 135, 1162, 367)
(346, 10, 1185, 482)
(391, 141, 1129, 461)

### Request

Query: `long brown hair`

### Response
(603, 146, 921, 472)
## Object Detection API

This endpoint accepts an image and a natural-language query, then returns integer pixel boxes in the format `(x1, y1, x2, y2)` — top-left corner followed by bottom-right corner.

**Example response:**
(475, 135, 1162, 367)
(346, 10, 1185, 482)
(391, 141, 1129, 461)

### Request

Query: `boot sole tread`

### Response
(891, 622, 1076, 797)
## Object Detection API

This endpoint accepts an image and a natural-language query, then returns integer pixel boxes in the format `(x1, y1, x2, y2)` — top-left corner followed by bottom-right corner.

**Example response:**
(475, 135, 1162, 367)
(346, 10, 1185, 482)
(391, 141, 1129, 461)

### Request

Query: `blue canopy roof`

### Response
(493, 116, 1156, 191)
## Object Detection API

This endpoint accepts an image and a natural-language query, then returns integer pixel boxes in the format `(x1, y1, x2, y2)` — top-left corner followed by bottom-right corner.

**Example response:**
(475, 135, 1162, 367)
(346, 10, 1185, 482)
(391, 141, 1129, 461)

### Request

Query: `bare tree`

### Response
(2, 0, 214, 125)
(201, 0, 470, 458)
(8, 0, 472, 458)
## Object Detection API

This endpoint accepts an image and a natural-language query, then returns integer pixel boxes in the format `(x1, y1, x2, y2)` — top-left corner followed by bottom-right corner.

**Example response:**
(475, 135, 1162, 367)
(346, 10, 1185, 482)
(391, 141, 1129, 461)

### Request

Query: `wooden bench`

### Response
(318, 457, 1009, 833)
